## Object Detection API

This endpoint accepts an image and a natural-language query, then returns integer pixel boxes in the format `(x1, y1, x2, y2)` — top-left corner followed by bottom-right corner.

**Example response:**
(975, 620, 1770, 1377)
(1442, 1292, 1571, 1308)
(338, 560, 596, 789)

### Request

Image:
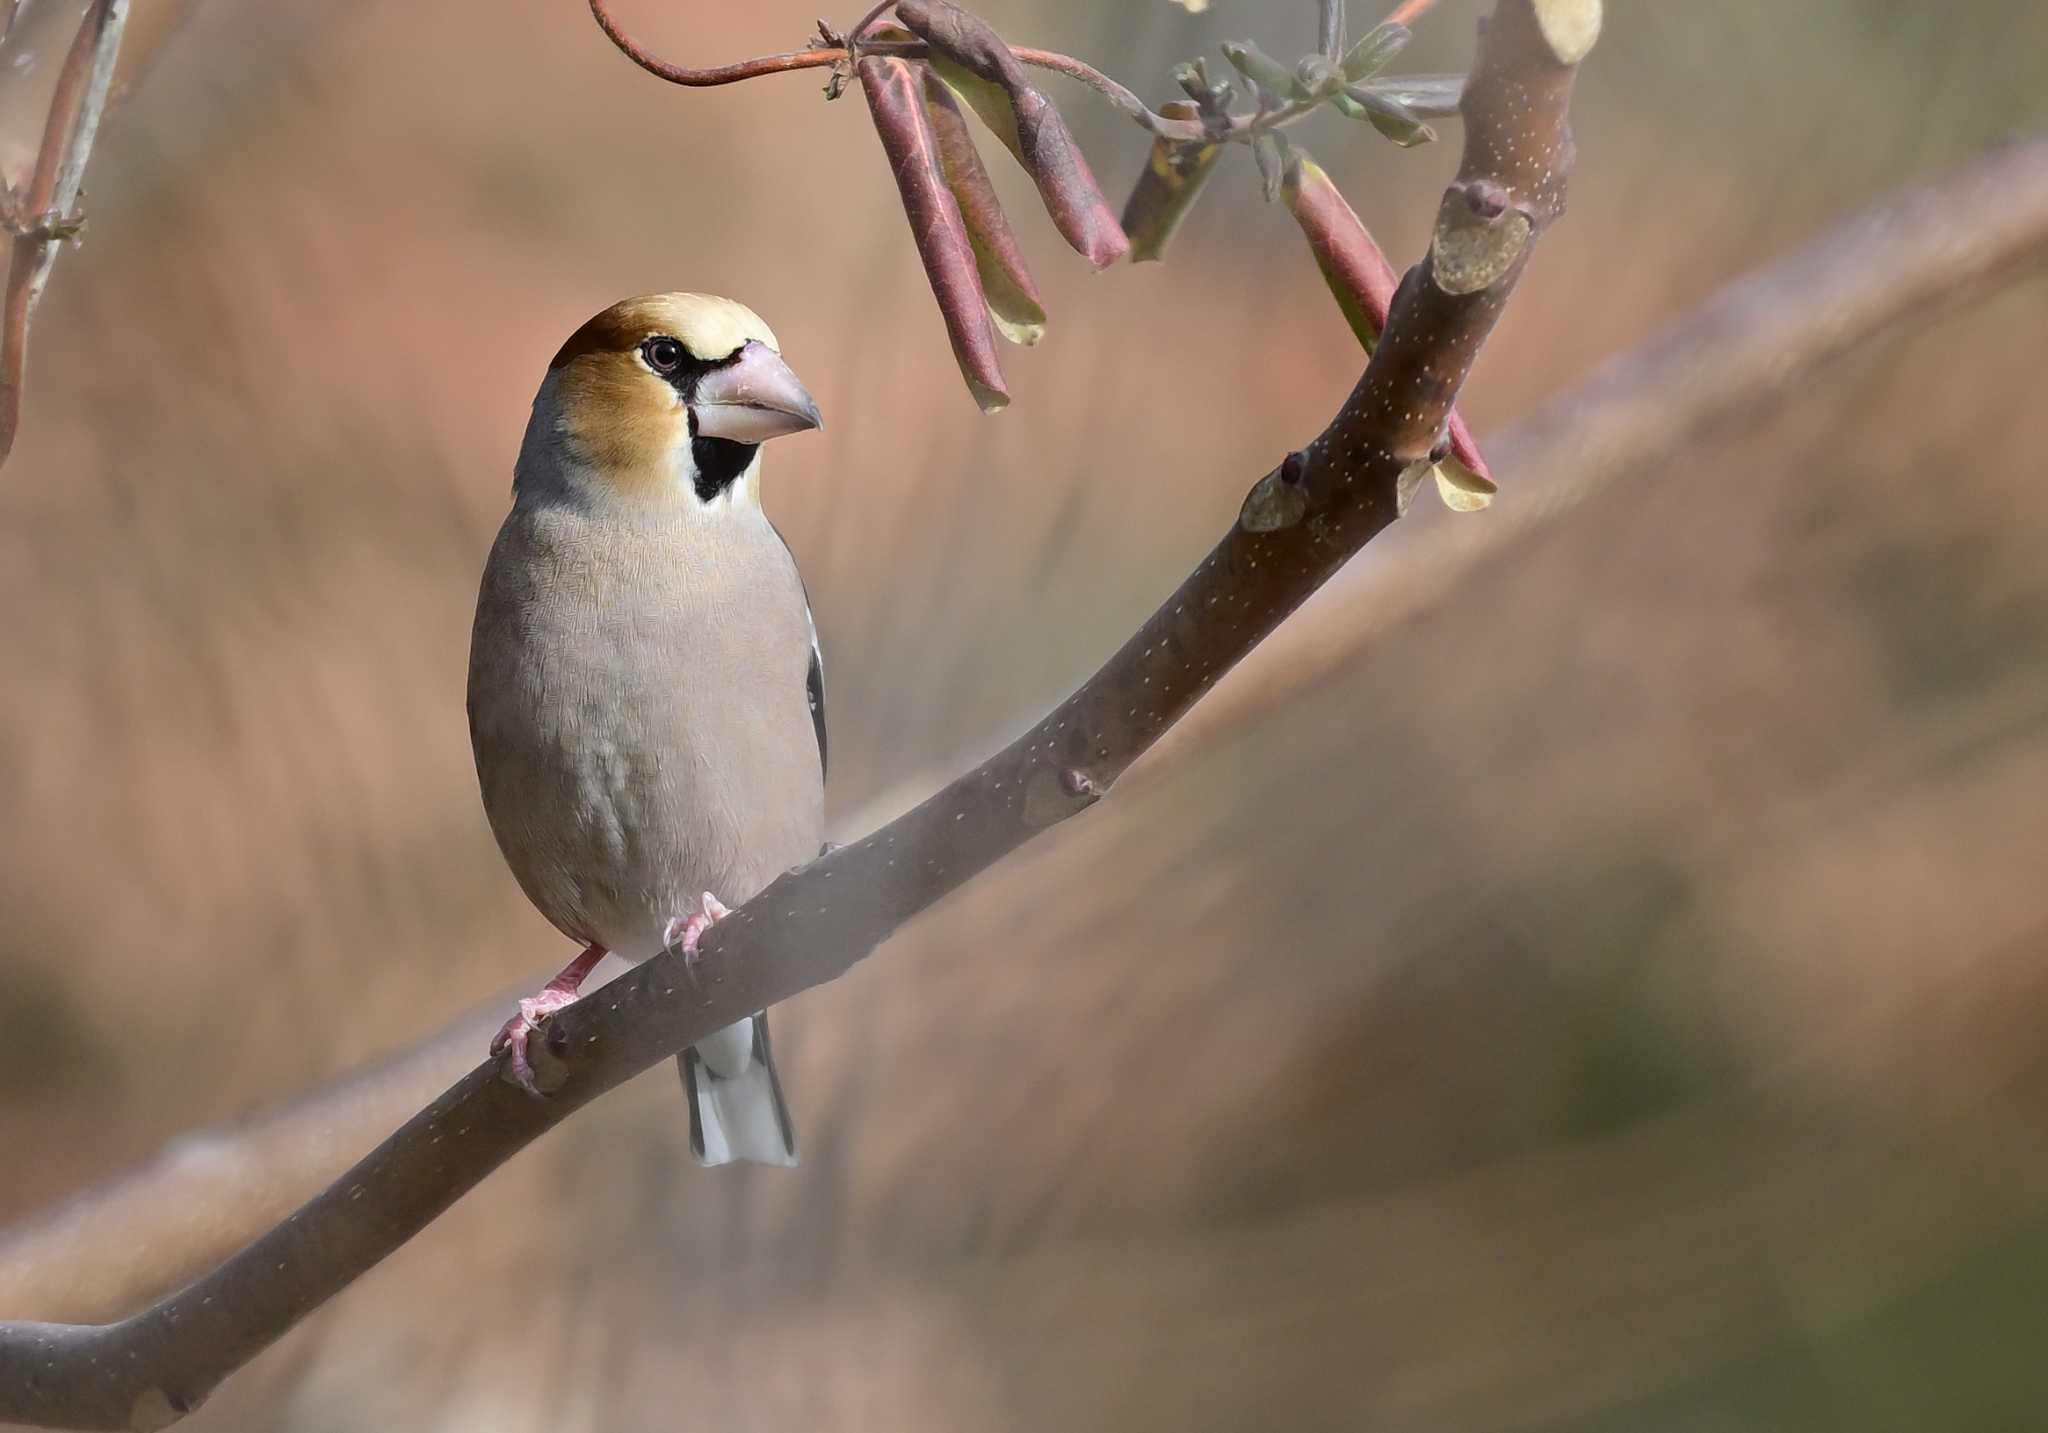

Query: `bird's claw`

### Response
(664, 891, 733, 975)
(490, 987, 581, 1095)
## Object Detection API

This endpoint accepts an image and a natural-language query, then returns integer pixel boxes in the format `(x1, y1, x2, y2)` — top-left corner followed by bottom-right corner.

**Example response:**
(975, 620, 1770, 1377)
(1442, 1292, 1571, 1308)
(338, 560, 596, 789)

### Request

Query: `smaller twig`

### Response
(847, 0, 896, 42)
(1384, 0, 1440, 26)
(0, 0, 127, 469)
(1320, 0, 1346, 59)
(1008, 47, 1203, 140)
(586, 0, 1209, 139)
(587, 0, 852, 85)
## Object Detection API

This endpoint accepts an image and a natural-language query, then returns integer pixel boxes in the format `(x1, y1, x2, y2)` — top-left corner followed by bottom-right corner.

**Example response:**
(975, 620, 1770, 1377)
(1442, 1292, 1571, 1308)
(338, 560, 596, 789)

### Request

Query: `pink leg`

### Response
(492, 942, 605, 1095)
(662, 891, 733, 973)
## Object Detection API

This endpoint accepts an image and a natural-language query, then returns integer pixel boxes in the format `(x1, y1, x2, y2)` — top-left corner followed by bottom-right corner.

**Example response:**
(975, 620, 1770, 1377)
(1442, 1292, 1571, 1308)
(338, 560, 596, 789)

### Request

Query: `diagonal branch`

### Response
(0, 3, 1595, 1427)
(0, 997, 520, 1325)
(0, 0, 127, 470)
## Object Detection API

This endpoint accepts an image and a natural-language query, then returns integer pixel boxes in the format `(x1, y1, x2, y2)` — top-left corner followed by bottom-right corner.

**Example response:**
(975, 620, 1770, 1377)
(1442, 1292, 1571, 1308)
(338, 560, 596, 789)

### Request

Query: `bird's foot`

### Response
(664, 891, 733, 974)
(491, 943, 605, 1095)
(490, 990, 578, 1095)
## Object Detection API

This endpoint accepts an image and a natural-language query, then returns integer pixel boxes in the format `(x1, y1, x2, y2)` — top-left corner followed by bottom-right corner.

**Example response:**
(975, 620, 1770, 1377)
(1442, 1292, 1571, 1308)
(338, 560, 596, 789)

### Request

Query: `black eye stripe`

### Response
(640, 336, 744, 396)
(637, 336, 757, 501)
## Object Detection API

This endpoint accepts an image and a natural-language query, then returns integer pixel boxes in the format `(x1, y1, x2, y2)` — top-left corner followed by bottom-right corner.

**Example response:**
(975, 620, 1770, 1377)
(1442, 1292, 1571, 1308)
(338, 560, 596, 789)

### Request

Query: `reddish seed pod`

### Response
(859, 54, 1010, 412)
(1282, 155, 1402, 350)
(897, 0, 1129, 268)
(921, 67, 1046, 345)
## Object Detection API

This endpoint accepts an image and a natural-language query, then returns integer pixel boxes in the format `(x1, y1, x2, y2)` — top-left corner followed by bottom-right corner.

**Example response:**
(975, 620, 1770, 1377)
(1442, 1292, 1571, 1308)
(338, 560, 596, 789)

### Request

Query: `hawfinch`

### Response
(468, 293, 826, 1166)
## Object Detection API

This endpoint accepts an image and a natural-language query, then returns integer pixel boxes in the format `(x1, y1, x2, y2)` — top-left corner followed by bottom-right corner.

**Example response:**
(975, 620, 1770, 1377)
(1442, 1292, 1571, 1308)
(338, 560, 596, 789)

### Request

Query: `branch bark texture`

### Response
(0, 3, 1594, 1426)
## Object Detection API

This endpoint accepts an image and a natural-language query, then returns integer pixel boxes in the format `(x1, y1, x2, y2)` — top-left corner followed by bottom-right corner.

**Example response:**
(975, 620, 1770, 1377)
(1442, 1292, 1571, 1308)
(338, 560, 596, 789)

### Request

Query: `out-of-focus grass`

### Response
(2, 0, 2048, 1428)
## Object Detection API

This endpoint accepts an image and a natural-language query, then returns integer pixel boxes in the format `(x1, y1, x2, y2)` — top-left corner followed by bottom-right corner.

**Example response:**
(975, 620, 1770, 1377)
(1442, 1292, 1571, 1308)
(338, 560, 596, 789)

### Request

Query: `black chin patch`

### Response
(690, 435, 758, 502)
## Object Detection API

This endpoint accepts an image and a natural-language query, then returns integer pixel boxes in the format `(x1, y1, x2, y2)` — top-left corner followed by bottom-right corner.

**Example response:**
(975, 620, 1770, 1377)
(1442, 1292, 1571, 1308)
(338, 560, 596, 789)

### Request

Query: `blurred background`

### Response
(4, 0, 2048, 1428)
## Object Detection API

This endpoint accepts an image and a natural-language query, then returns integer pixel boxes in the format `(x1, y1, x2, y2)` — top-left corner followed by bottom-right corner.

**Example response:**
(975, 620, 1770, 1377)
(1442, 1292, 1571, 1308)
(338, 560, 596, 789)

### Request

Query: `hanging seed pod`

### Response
(1120, 100, 1223, 264)
(921, 67, 1046, 345)
(1283, 154, 1496, 507)
(1281, 154, 1402, 352)
(896, 0, 1129, 268)
(859, 54, 1009, 412)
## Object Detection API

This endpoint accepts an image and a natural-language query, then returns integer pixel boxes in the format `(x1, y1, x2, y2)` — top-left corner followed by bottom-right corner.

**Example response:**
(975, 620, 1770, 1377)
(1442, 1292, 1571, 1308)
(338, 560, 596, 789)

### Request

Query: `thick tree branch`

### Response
(0, 0, 126, 469)
(0, 999, 519, 1324)
(0, 4, 1594, 1426)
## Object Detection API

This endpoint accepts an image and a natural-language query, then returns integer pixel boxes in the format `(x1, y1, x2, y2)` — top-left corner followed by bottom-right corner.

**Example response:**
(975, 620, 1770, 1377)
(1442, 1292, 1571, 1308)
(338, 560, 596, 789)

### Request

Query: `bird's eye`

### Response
(644, 338, 686, 374)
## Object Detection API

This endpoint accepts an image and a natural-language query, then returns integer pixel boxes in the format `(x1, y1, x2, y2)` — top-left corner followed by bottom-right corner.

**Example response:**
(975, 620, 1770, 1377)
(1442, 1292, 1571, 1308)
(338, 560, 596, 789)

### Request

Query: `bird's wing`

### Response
(803, 601, 826, 782)
(771, 520, 827, 781)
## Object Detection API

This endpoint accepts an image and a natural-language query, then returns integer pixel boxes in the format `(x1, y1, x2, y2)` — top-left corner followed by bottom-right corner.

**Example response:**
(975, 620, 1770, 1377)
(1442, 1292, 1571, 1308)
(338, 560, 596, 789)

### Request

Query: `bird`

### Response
(467, 292, 826, 1166)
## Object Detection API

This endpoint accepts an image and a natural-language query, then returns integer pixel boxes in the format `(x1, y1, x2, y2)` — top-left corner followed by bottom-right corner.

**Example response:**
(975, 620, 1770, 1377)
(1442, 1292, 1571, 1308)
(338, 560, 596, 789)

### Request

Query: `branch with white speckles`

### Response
(0, 2, 1594, 1426)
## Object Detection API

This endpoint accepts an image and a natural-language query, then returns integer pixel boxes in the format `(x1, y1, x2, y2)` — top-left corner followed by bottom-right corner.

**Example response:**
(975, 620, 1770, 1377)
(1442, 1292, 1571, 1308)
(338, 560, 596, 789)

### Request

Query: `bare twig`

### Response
(1007, 47, 1200, 140)
(0, 4, 1593, 1426)
(1320, 0, 1347, 60)
(585, 0, 850, 85)
(0, 0, 127, 469)
(847, 0, 897, 42)
(1385, 0, 1441, 26)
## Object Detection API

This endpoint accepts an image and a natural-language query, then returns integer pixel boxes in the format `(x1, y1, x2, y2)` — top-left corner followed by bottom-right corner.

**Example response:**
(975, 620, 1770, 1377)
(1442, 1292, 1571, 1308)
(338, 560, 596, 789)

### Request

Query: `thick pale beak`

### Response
(691, 340, 823, 444)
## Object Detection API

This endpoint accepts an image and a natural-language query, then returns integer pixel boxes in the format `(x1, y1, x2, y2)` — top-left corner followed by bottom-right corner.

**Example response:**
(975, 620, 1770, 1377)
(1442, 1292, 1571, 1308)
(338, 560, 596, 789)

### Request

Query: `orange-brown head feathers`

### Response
(533, 293, 820, 507)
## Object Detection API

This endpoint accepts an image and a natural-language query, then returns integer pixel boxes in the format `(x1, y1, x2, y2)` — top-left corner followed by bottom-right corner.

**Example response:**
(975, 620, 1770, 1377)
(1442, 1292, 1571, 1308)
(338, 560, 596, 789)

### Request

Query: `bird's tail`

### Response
(678, 1012, 798, 1167)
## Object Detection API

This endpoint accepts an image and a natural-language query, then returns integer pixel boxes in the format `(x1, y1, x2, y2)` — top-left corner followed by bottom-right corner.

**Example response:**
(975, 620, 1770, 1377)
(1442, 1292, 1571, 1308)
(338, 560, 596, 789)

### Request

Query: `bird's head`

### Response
(526, 292, 822, 508)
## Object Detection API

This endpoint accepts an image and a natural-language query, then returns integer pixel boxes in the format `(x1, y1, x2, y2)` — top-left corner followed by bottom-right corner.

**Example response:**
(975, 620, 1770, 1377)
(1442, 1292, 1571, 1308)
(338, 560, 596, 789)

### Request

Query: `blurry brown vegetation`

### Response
(4, 1, 2048, 1428)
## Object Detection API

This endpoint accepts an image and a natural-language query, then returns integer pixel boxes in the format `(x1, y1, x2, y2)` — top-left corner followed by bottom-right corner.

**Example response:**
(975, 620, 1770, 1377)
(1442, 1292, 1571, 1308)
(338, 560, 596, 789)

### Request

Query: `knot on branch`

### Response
(1431, 179, 1532, 294)
(1240, 455, 1312, 533)
(3, 208, 86, 243)
(1021, 763, 1103, 827)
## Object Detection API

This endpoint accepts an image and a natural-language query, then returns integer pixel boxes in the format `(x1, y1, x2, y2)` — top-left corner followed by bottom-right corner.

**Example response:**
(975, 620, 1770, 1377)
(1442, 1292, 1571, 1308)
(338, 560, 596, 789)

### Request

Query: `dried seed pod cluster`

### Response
(859, 55, 1012, 411)
(836, 0, 1495, 495)
(859, 0, 1132, 409)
